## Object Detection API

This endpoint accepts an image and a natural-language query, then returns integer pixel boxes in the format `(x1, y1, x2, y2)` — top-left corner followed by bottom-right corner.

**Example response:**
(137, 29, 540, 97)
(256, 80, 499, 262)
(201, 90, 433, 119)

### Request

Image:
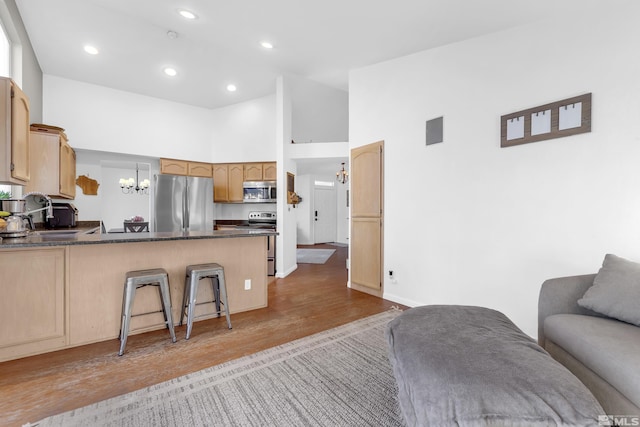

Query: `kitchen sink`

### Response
(36, 226, 101, 236)
(36, 230, 81, 236)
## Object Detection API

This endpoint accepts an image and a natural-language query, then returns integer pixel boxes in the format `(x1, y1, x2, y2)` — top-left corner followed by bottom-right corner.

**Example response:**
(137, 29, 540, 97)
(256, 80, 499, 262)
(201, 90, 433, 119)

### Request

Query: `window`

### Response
(0, 21, 9, 78)
(0, 21, 9, 196)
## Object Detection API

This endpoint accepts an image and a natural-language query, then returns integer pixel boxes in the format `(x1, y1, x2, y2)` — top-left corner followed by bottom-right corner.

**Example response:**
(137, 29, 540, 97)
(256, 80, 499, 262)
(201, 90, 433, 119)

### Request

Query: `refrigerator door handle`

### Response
(183, 179, 189, 231)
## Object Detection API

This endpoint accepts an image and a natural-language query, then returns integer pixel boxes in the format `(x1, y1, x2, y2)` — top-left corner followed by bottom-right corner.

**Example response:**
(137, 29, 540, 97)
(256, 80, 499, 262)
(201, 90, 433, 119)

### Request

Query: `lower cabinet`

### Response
(0, 247, 67, 362)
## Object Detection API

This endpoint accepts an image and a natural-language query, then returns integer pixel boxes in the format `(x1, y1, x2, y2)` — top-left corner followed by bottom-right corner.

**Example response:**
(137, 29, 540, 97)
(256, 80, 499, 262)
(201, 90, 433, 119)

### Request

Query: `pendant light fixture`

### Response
(119, 163, 150, 194)
(336, 162, 348, 184)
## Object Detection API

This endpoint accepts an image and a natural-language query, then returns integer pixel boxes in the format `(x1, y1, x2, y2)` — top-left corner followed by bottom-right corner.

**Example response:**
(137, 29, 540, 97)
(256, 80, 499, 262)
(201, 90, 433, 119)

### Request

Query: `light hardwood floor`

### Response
(0, 244, 403, 426)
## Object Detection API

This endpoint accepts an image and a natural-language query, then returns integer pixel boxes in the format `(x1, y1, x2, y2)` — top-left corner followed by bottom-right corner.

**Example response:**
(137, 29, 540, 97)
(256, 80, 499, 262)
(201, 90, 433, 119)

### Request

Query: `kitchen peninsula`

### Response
(0, 229, 275, 362)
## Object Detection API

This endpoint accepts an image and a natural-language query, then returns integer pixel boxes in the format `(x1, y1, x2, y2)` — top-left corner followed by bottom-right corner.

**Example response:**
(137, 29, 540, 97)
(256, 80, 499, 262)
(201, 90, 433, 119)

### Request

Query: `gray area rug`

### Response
(296, 248, 336, 264)
(30, 310, 405, 427)
(328, 242, 348, 247)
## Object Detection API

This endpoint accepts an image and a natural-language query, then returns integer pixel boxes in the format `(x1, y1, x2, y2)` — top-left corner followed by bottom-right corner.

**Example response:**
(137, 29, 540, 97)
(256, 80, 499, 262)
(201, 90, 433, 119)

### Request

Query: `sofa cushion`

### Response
(578, 254, 640, 326)
(387, 306, 604, 426)
(544, 314, 640, 408)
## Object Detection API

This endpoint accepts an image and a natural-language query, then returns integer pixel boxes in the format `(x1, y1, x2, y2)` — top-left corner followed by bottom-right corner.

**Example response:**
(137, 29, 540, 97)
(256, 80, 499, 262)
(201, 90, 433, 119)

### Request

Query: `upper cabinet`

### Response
(159, 158, 187, 175)
(0, 77, 30, 185)
(262, 162, 277, 180)
(244, 163, 262, 181)
(167, 158, 277, 203)
(244, 162, 277, 181)
(160, 158, 212, 177)
(213, 163, 243, 203)
(188, 161, 212, 178)
(25, 125, 76, 199)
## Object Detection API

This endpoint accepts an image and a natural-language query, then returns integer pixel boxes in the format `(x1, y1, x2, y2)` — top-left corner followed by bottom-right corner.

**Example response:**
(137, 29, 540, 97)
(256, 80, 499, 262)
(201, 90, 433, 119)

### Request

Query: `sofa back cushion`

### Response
(578, 254, 640, 326)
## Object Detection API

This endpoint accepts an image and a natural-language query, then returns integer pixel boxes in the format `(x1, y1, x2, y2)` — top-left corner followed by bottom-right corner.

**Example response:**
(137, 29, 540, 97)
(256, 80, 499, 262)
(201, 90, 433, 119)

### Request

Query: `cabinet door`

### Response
(0, 248, 66, 362)
(213, 164, 229, 202)
(24, 131, 60, 196)
(10, 81, 30, 182)
(59, 139, 76, 198)
(244, 163, 263, 181)
(160, 158, 188, 175)
(188, 162, 212, 177)
(228, 164, 244, 202)
(262, 162, 277, 180)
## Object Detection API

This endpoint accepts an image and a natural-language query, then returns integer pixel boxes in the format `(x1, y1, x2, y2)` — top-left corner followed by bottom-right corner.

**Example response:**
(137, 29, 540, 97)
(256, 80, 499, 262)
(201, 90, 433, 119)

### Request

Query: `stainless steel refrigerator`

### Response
(154, 174, 213, 232)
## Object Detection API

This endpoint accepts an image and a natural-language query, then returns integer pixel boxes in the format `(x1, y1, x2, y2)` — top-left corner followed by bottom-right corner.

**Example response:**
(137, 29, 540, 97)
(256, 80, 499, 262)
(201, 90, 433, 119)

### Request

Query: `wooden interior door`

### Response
(350, 141, 383, 296)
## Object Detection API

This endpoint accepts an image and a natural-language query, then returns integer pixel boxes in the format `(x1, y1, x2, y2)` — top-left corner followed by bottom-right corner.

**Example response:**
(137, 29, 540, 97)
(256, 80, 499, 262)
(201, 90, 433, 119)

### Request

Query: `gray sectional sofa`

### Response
(538, 254, 640, 416)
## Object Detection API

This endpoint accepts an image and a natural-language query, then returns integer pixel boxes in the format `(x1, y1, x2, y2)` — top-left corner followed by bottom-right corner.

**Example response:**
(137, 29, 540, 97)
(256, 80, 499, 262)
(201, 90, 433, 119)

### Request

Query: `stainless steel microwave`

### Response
(243, 181, 277, 203)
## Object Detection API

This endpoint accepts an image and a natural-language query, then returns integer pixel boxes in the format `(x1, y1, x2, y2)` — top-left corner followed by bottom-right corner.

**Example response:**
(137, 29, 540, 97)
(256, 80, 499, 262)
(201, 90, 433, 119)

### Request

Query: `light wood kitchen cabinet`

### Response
(0, 77, 30, 184)
(213, 163, 229, 201)
(214, 161, 275, 202)
(262, 162, 277, 180)
(213, 163, 244, 202)
(188, 161, 212, 177)
(229, 164, 244, 201)
(160, 158, 213, 177)
(160, 158, 188, 175)
(244, 162, 277, 181)
(0, 247, 67, 362)
(25, 126, 76, 199)
(244, 163, 263, 181)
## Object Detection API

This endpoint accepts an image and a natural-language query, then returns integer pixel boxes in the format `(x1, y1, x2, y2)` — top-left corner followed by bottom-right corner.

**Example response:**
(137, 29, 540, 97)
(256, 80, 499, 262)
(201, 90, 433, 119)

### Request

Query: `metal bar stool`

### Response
(180, 263, 232, 340)
(119, 268, 177, 356)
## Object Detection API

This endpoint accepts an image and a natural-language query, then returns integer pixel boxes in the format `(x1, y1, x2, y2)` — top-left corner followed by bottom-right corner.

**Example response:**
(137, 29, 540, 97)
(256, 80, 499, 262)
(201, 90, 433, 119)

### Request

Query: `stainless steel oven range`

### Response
(248, 211, 276, 276)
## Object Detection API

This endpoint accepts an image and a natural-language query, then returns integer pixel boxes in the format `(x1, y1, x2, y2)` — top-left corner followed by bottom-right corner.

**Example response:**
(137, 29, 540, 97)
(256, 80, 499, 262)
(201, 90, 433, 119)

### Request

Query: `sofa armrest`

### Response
(538, 274, 597, 347)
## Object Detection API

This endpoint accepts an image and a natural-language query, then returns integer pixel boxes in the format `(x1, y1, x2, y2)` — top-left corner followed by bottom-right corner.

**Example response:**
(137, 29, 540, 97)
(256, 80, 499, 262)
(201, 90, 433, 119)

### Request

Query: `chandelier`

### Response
(119, 163, 150, 194)
(336, 162, 348, 184)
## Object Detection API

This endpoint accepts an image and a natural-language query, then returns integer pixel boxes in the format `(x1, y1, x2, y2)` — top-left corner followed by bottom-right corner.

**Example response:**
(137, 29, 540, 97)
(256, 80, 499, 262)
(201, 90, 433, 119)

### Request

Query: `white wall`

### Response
(43, 75, 213, 160)
(336, 179, 348, 244)
(99, 164, 151, 231)
(290, 76, 348, 143)
(210, 94, 277, 163)
(295, 174, 313, 244)
(349, 2, 640, 338)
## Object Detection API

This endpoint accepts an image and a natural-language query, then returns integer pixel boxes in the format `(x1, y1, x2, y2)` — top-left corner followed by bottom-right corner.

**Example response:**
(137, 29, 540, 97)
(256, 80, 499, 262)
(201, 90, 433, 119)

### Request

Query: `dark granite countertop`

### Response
(0, 229, 277, 249)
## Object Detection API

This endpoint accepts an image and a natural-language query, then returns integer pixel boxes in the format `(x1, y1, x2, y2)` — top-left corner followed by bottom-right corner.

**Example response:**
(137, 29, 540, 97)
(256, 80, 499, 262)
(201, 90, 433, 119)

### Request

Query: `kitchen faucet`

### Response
(21, 192, 54, 230)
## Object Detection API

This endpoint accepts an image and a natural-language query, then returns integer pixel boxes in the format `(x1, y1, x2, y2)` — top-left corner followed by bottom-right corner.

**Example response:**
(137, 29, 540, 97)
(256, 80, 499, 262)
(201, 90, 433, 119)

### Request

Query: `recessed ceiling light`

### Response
(83, 45, 99, 55)
(226, 84, 237, 92)
(164, 67, 177, 77)
(178, 9, 197, 19)
(260, 41, 274, 49)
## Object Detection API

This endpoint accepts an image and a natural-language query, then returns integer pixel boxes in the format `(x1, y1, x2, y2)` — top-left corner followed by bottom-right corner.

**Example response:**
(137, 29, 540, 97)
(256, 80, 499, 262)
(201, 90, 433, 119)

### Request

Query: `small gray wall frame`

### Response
(501, 93, 591, 148)
(426, 116, 444, 146)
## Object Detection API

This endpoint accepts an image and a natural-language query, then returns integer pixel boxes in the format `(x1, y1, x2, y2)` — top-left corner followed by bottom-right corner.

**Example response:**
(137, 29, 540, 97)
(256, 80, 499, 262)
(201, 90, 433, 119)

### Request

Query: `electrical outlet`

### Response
(244, 279, 251, 290)
(388, 270, 398, 284)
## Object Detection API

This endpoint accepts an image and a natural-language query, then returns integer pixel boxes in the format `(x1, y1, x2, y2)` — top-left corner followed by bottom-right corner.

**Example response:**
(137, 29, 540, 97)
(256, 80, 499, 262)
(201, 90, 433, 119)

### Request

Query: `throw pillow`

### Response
(578, 254, 640, 326)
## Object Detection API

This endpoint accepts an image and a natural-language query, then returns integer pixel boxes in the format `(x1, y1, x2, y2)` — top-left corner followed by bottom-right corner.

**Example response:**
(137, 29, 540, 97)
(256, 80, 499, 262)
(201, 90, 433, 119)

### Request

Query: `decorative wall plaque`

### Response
(501, 93, 591, 148)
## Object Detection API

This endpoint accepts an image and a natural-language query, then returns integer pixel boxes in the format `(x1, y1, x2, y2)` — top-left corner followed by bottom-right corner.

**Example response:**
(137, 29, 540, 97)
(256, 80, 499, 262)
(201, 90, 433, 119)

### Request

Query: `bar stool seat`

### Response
(180, 263, 232, 340)
(119, 268, 177, 356)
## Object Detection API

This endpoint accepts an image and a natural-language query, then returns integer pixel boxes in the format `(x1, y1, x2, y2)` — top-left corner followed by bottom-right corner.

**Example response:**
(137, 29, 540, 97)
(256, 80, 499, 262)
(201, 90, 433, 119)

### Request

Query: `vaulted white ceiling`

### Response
(15, 0, 586, 110)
